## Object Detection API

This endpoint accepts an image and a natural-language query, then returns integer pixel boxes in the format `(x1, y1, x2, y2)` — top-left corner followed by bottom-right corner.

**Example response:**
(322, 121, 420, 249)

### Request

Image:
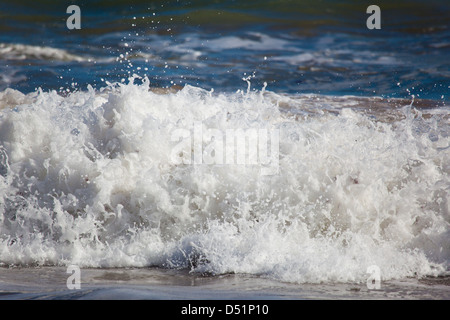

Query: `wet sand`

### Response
(0, 267, 448, 300)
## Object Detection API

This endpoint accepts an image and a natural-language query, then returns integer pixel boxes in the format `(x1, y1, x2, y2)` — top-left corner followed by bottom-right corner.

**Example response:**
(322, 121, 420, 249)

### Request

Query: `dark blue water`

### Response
(1, 0, 449, 101)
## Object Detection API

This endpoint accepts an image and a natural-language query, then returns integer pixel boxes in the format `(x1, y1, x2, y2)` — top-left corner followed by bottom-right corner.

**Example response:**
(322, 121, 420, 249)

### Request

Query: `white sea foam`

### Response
(0, 78, 448, 284)
(0, 43, 89, 62)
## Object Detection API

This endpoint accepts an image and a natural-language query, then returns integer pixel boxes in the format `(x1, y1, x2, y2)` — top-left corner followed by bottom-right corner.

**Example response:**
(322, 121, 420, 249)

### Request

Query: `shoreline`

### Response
(0, 266, 448, 300)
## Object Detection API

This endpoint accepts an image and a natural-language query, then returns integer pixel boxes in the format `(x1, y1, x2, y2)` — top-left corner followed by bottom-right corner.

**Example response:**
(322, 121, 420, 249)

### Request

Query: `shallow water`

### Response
(0, 0, 449, 299)
(0, 267, 449, 300)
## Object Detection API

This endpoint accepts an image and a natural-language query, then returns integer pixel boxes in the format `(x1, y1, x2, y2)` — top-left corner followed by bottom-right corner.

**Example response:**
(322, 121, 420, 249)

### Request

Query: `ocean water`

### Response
(0, 0, 449, 299)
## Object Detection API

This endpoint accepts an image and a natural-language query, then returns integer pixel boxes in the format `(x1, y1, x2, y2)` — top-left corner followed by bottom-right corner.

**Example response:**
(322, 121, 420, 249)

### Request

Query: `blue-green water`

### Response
(1, 0, 449, 100)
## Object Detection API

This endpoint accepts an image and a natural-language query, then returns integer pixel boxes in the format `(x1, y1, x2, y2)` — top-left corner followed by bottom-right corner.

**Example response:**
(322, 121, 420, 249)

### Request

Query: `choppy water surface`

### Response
(1, 0, 449, 99)
(0, 0, 449, 291)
